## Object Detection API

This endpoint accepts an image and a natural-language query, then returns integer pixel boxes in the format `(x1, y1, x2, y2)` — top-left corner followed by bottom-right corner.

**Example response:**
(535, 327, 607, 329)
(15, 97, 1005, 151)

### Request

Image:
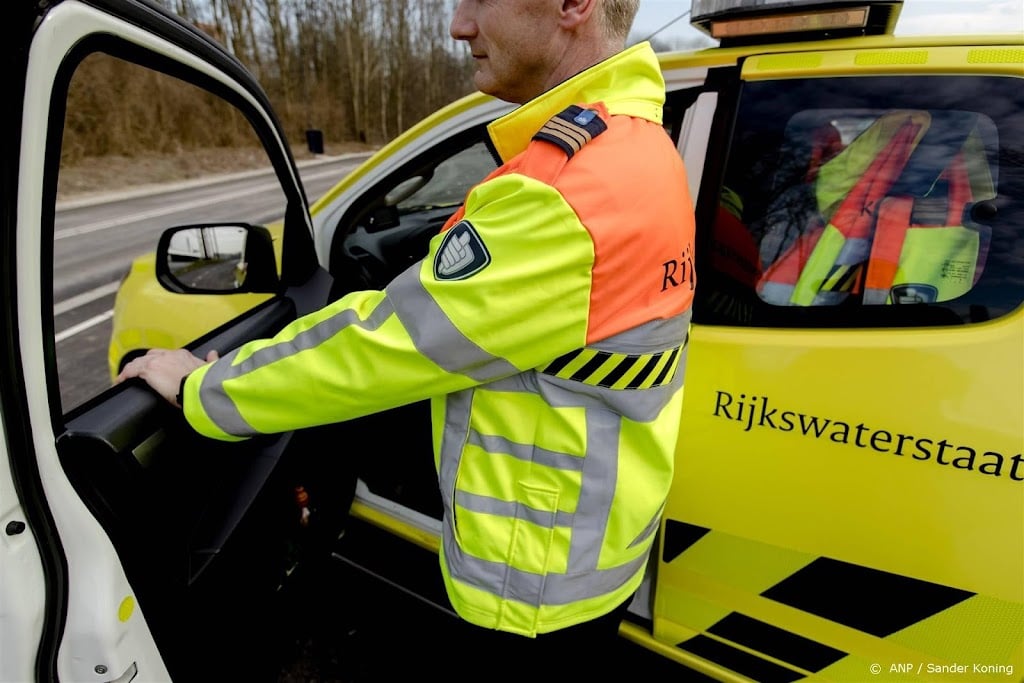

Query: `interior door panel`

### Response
(58, 297, 297, 577)
(53, 281, 357, 677)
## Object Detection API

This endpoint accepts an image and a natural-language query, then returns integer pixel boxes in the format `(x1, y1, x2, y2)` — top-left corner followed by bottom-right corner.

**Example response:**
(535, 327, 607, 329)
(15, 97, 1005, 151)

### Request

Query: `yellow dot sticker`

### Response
(118, 596, 135, 623)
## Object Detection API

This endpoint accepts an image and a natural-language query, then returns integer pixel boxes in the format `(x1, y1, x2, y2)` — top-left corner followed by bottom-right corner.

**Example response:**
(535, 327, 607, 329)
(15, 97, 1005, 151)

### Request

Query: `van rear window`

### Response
(700, 75, 1024, 328)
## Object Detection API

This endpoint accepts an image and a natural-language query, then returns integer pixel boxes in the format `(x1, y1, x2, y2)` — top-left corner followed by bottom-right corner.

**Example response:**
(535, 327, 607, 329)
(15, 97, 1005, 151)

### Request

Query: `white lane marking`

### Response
(54, 180, 283, 240)
(54, 281, 121, 315)
(55, 310, 113, 343)
(54, 165, 346, 241)
(54, 281, 119, 342)
(51, 163, 349, 341)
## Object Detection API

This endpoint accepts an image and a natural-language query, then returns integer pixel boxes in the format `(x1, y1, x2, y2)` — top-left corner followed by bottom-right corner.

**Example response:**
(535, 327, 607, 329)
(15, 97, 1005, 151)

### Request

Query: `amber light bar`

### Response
(709, 6, 870, 39)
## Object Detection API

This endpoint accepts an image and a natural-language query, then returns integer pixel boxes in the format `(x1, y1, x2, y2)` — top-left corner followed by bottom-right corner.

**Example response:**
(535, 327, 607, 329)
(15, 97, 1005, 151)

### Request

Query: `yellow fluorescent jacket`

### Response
(182, 42, 697, 636)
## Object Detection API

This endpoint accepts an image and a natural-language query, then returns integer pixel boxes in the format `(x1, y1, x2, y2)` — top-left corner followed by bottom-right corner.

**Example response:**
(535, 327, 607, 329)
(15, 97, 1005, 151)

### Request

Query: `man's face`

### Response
(450, 0, 565, 104)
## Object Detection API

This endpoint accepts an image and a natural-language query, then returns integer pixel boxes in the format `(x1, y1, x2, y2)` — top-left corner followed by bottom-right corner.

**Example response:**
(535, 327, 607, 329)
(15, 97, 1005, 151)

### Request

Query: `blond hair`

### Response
(602, 0, 640, 41)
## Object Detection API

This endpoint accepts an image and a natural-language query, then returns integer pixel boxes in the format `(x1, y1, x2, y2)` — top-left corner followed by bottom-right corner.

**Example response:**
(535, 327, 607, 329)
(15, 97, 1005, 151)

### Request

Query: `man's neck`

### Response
(538, 35, 623, 100)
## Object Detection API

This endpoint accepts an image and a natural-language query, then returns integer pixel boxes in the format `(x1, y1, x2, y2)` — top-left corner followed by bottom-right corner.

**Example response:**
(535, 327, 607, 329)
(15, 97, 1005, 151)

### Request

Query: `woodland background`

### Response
(61, 0, 700, 172)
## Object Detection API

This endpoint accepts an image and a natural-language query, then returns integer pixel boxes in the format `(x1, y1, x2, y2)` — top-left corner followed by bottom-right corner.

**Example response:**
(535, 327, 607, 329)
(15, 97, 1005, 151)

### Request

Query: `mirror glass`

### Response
(165, 226, 250, 291)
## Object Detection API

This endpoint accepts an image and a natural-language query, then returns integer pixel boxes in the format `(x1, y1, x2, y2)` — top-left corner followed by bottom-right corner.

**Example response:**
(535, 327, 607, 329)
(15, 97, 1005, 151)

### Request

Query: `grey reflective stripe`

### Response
(628, 506, 663, 549)
(863, 288, 889, 305)
(198, 297, 396, 436)
(442, 514, 649, 606)
(435, 312, 689, 610)
(591, 311, 691, 353)
(488, 367, 679, 423)
(760, 280, 849, 306)
(566, 413, 620, 573)
(387, 266, 519, 382)
(439, 387, 636, 605)
(468, 432, 585, 472)
(439, 390, 474, 516)
(536, 350, 685, 423)
(541, 312, 691, 390)
(197, 347, 256, 436)
(530, 313, 689, 422)
(758, 281, 795, 306)
(455, 490, 575, 528)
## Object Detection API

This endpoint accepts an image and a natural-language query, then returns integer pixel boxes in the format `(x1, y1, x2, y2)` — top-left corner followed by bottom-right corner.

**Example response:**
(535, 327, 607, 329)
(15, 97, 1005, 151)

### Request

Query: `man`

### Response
(119, 0, 696, 665)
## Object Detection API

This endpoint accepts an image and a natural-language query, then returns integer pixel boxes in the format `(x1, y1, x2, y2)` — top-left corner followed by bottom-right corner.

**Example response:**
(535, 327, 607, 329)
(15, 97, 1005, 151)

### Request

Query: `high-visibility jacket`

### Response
(864, 123, 995, 304)
(758, 111, 929, 306)
(181, 41, 696, 637)
(757, 110, 993, 308)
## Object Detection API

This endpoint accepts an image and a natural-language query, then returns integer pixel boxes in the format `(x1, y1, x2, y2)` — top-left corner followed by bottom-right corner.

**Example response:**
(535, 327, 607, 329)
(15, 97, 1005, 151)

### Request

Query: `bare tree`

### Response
(256, 0, 291, 119)
(62, 0, 478, 161)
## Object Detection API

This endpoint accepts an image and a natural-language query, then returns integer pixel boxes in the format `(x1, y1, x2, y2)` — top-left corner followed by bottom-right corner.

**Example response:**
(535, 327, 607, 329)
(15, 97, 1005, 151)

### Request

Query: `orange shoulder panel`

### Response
(556, 114, 696, 343)
(450, 108, 695, 343)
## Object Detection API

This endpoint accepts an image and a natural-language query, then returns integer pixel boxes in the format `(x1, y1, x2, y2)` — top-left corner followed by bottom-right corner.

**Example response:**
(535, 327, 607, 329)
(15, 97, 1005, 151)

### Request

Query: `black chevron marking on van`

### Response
(661, 519, 710, 563)
(677, 634, 805, 683)
(760, 558, 974, 636)
(707, 613, 847, 673)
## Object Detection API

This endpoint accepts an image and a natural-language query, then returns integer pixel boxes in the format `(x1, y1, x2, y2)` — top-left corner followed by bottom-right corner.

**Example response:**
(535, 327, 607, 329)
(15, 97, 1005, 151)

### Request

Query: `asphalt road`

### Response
(53, 153, 368, 410)
(274, 555, 714, 682)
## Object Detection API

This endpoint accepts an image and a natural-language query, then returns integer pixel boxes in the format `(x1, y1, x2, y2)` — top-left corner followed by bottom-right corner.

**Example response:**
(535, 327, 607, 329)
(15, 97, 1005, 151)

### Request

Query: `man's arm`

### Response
(132, 175, 595, 441)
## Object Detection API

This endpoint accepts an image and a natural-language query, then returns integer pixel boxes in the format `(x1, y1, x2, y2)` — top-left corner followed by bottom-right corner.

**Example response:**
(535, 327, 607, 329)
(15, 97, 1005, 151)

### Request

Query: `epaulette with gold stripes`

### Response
(533, 105, 607, 159)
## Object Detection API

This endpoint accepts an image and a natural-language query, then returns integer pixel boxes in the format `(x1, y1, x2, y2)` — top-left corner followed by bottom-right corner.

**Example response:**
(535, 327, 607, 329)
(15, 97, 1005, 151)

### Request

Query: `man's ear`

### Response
(559, 0, 598, 29)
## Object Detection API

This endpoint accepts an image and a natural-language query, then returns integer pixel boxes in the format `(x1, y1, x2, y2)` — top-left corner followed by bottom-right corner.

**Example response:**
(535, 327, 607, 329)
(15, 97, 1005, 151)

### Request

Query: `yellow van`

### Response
(5, 1, 1020, 681)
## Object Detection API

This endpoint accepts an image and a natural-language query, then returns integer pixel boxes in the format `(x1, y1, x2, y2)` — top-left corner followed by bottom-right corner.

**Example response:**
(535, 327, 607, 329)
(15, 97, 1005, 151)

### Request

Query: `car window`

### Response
(55, 52, 286, 412)
(333, 136, 497, 290)
(395, 141, 496, 212)
(699, 74, 1024, 328)
(318, 135, 499, 520)
(333, 89, 704, 295)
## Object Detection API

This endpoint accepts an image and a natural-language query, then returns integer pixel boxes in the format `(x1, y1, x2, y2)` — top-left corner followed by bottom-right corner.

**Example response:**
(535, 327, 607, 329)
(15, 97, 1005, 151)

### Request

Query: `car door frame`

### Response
(1, 1, 321, 680)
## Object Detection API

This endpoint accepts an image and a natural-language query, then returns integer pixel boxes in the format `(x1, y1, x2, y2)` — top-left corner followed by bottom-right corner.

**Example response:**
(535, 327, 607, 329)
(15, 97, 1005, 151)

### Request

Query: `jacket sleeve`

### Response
(182, 173, 596, 440)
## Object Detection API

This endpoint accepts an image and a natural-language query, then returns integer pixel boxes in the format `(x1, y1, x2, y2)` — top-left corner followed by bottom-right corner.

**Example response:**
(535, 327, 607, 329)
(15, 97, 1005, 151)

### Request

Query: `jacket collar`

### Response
(486, 42, 666, 164)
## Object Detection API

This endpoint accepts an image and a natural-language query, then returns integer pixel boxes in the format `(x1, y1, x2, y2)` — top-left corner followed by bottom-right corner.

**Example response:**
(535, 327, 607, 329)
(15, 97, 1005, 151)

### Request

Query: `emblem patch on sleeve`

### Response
(433, 220, 491, 281)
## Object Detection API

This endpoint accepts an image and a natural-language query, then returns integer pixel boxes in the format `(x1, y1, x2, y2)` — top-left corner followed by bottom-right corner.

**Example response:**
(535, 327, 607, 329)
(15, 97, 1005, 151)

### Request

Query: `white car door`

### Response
(1, 1, 330, 680)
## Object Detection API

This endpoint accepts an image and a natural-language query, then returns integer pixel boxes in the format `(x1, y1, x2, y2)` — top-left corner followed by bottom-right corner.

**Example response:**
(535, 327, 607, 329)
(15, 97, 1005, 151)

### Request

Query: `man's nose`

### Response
(449, 1, 476, 41)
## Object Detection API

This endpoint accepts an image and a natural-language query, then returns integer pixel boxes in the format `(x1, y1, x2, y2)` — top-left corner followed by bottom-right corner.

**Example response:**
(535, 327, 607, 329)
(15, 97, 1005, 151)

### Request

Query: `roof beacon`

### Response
(690, 0, 904, 46)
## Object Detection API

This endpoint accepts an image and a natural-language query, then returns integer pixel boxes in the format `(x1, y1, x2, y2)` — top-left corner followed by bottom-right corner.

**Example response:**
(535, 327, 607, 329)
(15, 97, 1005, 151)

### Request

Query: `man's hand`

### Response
(116, 348, 220, 407)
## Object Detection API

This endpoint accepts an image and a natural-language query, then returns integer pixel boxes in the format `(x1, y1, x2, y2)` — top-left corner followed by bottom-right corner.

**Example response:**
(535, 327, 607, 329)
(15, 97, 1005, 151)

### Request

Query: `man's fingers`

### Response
(114, 348, 220, 406)
(115, 357, 144, 384)
(115, 348, 207, 382)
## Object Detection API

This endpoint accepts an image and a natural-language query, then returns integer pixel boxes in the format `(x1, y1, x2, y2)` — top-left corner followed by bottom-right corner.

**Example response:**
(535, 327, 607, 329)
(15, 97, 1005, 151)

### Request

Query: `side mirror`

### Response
(156, 223, 279, 294)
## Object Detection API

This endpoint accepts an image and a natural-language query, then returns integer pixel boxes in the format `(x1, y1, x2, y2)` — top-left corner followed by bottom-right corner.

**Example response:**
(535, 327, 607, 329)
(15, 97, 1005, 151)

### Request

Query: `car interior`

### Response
(699, 74, 1023, 330)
